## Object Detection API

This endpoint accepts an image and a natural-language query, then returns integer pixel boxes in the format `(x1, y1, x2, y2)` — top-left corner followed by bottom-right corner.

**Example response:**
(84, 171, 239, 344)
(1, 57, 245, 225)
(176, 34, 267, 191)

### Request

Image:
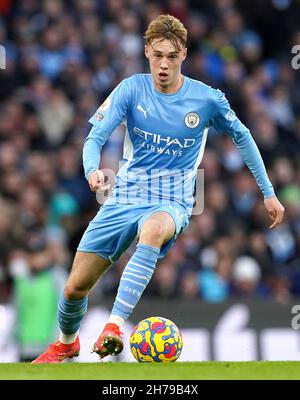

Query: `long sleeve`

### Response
(211, 89, 275, 198)
(82, 125, 106, 180)
(82, 78, 131, 180)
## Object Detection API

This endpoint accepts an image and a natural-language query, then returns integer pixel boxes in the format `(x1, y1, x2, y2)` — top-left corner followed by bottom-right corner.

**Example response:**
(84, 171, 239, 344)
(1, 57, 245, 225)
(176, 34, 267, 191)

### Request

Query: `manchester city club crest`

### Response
(184, 112, 200, 128)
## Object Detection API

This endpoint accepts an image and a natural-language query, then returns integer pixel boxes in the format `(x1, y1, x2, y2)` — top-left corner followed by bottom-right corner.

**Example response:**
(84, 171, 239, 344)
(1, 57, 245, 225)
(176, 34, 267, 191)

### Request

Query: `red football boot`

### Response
(92, 323, 123, 359)
(31, 336, 80, 364)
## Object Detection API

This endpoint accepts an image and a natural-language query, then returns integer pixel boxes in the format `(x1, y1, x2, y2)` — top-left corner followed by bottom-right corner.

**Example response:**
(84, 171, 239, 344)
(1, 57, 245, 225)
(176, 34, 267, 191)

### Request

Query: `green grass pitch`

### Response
(1, 361, 300, 380)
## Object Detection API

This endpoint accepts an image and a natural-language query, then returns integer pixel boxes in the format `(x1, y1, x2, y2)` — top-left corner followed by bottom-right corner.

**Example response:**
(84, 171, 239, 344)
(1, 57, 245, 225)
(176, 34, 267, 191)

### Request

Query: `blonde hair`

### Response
(145, 14, 187, 51)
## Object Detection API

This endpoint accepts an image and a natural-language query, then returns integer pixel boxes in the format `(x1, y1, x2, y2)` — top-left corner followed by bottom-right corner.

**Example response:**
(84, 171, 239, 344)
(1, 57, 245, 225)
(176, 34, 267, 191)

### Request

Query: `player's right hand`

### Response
(88, 170, 111, 193)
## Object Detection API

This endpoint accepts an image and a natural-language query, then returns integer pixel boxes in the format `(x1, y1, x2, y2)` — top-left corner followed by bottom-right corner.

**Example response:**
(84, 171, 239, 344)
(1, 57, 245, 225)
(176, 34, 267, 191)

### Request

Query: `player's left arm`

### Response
(211, 89, 285, 229)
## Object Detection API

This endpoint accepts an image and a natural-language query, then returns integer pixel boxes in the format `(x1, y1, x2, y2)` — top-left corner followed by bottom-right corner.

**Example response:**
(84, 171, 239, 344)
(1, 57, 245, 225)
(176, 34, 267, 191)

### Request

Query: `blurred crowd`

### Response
(0, 0, 300, 308)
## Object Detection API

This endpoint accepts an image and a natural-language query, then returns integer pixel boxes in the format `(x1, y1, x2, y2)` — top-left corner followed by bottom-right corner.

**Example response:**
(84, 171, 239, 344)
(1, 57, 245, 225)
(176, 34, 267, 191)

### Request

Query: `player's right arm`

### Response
(83, 79, 132, 192)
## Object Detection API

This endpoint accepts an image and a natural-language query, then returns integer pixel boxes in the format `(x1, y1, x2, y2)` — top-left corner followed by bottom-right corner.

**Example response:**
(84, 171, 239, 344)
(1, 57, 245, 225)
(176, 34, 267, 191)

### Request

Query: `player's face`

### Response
(145, 38, 187, 94)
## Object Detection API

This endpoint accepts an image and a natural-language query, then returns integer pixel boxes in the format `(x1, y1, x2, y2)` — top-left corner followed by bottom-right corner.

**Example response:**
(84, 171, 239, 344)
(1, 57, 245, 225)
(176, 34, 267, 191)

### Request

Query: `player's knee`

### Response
(139, 220, 165, 247)
(64, 283, 88, 301)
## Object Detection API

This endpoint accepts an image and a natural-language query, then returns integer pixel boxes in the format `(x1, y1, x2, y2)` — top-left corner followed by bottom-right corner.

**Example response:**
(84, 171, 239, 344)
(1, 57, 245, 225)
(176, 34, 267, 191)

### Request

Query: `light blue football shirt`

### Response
(83, 73, 274, 216)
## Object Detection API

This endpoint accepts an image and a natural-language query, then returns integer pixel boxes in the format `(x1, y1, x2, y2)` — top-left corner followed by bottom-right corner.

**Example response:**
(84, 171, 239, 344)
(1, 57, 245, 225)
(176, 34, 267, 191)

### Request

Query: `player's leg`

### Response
(110, 211, 175, 321)
(92, 211, 176, 358)
(58, 251, 111, 342)
(32, 251, 110, 363)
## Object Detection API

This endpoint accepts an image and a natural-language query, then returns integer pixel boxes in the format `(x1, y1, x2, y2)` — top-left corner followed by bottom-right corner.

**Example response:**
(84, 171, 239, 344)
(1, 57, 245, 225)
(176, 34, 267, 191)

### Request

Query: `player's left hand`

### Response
(264, 196, 285, 229)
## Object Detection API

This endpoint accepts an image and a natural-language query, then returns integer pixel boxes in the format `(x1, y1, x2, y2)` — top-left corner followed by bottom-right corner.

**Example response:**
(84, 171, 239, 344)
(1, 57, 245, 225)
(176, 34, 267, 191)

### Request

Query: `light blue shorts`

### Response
(77, 202, 189, 262)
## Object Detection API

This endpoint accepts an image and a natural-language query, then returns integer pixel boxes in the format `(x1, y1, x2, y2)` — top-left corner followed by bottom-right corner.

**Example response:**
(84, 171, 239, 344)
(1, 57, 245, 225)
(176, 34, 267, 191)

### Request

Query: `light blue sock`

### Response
(57, 295, 88, 335)
(111, 243, 160, 320)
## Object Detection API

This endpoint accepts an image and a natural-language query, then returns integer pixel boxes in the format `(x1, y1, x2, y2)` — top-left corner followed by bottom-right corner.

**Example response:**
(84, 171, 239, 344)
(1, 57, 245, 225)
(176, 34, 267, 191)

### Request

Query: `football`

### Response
(130, 316, 183, 362)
